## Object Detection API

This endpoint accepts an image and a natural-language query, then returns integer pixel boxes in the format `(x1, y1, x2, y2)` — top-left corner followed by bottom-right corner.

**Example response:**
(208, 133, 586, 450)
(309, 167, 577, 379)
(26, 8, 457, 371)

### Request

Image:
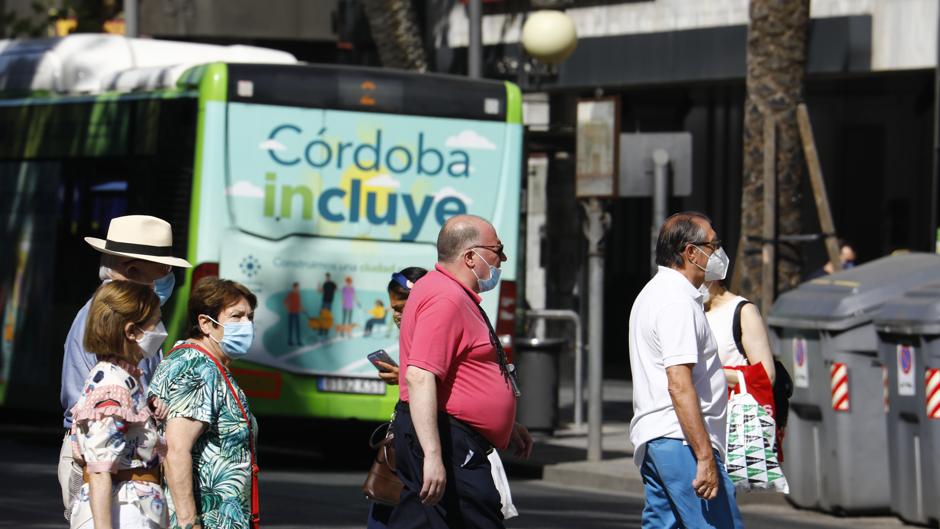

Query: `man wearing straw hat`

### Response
(57, 215, 192, 518)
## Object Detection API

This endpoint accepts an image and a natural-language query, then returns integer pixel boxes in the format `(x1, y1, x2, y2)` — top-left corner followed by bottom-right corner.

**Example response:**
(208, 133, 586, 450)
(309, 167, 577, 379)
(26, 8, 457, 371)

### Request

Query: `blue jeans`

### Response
(639, 438, 743, 529)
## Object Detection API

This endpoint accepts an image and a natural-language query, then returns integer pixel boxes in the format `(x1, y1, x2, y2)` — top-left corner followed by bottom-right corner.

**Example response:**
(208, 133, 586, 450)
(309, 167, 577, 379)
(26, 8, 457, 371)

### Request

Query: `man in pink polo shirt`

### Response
(389, 214, 533, 529)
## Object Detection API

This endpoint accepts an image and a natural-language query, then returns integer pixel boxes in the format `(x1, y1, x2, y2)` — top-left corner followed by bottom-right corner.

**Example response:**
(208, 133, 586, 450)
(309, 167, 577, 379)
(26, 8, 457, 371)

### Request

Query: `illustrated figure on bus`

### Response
(285, 282, 304, 346)
(338, 276, 359, 337)
(363, 299, 387, 337)
(318, 272, 337, 312)
(306, 308, 334, 337)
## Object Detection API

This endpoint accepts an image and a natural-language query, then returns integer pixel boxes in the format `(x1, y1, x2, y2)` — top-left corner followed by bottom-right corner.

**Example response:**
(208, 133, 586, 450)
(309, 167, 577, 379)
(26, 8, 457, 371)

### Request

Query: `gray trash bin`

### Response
(514, 337, 566, 432)
(767, 253, 940, 514)
(875, 283, 940, 526)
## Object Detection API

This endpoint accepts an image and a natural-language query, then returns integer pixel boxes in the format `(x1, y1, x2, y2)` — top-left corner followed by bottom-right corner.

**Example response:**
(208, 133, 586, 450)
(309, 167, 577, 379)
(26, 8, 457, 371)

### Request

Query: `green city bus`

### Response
(0, 37, 523, 427)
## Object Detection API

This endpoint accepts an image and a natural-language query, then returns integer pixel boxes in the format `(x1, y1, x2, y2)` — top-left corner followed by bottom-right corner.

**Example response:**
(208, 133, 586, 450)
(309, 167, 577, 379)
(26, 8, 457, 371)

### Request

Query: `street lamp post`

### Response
(468, 0, 482, 78)
(582, 198, 609, 462)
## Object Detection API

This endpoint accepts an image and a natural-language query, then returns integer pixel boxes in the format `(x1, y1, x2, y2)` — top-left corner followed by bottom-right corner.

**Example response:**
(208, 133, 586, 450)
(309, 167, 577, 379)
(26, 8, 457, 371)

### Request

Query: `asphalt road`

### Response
(0, 427, 904, 529)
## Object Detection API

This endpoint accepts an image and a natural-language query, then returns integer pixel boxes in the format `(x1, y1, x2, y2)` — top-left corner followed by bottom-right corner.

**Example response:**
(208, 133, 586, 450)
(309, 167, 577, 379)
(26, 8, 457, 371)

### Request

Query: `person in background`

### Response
(59, 215, 191, 520)
(703, 281, 776, 389)
(68, 281, 168, 529)
(149, 277, 259, 529)
(285, 282, 304, 346)
(704, 280, 783, 458)
(368, 267, 428, 529)
(805, 239, 856, 280)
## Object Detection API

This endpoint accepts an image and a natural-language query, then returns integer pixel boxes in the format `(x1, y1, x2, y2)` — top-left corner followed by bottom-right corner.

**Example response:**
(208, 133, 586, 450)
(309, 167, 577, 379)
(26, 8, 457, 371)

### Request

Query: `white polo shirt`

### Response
(628, 266, 728, 465)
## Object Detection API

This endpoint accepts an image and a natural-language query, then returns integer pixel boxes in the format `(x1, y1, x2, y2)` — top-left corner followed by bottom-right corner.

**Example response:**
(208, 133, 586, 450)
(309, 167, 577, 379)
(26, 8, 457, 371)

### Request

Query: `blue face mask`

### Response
(471, 250, 502, 293)
(153, 272, 176, 306)
(206, 316, 254, 358)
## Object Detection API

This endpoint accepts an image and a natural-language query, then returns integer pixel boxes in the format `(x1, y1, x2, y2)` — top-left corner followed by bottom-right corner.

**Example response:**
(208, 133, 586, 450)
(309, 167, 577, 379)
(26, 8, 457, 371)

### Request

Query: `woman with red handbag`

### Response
(703, 280, 784, 458)
(148, 278, 260, 529)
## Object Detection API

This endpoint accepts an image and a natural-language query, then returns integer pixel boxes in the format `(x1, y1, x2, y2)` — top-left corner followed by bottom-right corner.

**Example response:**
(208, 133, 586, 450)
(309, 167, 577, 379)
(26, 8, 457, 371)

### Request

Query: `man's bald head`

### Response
(437, 214, 492, 262)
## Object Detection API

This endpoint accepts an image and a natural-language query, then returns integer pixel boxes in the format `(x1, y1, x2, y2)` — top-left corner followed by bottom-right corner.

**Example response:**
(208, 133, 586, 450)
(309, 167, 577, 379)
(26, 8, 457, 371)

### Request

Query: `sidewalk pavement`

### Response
(502, 378, 788, 507)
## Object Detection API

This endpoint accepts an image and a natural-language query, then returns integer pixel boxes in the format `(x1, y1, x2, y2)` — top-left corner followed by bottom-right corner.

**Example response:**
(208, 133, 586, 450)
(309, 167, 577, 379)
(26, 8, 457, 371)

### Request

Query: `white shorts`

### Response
(72, 501, 164, 529)
(58, 433, 83, 520)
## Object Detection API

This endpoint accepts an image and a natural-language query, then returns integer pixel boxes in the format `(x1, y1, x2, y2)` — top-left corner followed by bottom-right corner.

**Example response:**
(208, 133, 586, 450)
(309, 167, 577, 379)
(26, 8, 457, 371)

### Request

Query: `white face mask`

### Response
(136, 321, 168, 359)
(699, 283, 711, 304)
(693, 246, 730, 281)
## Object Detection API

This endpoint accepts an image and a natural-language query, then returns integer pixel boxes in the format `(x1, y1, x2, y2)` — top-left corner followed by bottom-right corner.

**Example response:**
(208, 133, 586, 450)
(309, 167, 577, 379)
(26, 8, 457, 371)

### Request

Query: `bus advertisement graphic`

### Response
(218, 102, 520, 382)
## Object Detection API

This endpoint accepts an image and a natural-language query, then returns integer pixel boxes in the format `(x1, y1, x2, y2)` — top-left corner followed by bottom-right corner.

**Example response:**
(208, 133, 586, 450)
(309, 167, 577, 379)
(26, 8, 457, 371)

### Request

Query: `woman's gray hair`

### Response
(655, 211, 712, 268)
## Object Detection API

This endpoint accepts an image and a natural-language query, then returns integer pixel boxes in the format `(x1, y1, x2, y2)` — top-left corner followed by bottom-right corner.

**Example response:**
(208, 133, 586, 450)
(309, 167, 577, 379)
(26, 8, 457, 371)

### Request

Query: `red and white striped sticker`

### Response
(831, 362, 850, 412)
(926, 368, 940, 419)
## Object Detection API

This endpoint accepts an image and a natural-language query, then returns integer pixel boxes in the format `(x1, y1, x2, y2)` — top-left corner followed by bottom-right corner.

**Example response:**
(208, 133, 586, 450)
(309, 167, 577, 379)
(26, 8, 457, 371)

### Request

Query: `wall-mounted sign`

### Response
(576, 97, 619, 198)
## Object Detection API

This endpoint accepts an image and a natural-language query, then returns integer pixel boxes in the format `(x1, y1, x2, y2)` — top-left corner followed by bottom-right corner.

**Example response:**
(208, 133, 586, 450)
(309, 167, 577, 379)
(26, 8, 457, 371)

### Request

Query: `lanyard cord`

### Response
(170, 343, 261, 528)
(468, 295, 521, 397)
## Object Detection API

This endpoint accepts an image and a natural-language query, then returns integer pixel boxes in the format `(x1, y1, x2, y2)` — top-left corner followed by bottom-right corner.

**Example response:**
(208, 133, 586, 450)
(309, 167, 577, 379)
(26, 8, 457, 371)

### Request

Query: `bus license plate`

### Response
(317, 377, 386, 395)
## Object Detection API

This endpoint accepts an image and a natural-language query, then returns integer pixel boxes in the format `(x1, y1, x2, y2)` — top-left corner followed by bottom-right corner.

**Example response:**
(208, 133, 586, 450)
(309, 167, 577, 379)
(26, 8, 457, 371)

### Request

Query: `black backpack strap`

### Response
(732, 300, 752, 359)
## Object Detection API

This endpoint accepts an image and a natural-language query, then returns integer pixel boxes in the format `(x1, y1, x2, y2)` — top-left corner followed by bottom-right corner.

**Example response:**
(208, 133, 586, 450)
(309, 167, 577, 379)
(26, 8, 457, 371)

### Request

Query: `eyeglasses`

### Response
(471, 244, 506, 260)
(687, 239, 722, 251)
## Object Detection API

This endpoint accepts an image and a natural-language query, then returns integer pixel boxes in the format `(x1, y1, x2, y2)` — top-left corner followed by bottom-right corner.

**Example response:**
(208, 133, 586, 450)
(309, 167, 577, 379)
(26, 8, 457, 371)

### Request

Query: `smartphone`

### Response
(367, 349, 398, 372)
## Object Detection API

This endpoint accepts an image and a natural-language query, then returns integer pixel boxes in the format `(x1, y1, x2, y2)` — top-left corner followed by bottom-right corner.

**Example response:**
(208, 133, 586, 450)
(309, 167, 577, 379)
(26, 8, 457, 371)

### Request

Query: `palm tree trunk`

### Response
(362, 0, 428, 71)
(733, 0, 810, 307)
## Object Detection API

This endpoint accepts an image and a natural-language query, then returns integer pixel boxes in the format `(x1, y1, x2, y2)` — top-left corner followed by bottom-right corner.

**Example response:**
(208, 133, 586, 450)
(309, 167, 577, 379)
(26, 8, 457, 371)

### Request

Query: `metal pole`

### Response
(468, 0, 482, 78)
(582, 198, 608, 461)
(525, 309, 583, 427)
(932, 3, 940, 251)
(651, 149, 670, 274)
(125, 0, 139, 38)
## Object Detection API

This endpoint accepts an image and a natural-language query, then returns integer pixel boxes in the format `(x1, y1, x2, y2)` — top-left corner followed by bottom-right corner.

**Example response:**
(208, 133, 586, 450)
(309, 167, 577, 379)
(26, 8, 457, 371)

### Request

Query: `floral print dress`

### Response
(148, 343, 257, 529)
(69, 360, 168, 529)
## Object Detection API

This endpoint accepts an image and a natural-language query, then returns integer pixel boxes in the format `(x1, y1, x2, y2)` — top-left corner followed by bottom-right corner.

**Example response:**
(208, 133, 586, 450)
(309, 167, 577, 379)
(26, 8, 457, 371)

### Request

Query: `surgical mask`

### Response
(471, 250, 502, 293)
(693, 246, 730, 281)
(136, 321, 168, 359)
(153, 272, 175, 306)
(206, 315, 254, 358)
(699, 283, 711, 305)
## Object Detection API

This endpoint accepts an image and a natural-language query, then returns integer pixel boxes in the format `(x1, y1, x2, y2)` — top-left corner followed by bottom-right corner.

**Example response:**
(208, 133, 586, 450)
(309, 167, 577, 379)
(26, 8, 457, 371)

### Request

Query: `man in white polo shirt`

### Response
(629, 211, 742, 528)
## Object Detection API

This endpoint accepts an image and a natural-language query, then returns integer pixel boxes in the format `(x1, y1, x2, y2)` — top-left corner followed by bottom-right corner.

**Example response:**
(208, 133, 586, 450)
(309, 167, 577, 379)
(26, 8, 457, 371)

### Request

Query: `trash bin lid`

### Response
(767, 253, 940, 331)
(875, 282, 940, 335)
(514, 337, 567, 352)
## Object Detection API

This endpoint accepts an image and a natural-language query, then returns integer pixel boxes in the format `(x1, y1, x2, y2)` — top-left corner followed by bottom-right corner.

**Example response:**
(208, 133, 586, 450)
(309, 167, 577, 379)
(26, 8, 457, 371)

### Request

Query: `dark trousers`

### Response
(287, 313, 301, 344)
(388, 404, 504, 529)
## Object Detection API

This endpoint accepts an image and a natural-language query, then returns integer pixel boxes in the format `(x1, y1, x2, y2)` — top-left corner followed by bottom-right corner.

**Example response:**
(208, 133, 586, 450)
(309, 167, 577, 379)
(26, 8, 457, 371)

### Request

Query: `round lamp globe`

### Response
(521, 10, 578, 64)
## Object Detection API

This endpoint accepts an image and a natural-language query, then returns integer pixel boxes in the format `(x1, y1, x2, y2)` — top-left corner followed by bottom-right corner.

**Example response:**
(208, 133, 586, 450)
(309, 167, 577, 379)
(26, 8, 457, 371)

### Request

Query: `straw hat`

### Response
(85, 215, 192, 268)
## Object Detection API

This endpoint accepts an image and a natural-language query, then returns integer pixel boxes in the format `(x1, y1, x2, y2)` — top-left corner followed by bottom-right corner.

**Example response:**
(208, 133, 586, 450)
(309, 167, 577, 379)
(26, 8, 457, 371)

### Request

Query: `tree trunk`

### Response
(362, 0, 428, 71)
(732, 0, 810, 307)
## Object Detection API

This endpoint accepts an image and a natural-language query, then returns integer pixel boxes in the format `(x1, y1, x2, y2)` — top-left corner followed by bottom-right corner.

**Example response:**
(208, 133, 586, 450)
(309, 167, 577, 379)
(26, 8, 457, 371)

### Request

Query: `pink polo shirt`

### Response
(398, 264, 516, 449)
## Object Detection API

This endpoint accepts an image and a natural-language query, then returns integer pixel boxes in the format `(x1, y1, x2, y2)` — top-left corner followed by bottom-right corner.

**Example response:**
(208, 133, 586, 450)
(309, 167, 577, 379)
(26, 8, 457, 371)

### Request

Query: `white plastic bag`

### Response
(488, 450, 519, 519)
(724, 375, 789, 493)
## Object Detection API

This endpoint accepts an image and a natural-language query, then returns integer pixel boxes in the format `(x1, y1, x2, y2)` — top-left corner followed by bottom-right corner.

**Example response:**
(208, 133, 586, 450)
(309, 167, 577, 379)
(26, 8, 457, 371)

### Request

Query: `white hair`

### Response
(99, 266, 118, 282)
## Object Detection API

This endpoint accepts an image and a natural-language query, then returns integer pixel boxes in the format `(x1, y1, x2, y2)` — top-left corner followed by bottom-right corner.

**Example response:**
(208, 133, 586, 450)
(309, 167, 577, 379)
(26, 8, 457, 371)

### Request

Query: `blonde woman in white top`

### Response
(703, 280, 775, 387)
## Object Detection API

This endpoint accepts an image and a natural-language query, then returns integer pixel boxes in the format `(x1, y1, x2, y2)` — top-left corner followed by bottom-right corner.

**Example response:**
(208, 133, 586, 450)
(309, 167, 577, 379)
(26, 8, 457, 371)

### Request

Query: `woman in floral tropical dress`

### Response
(149, 277, 259, 529)
(70, 280, 169, 529)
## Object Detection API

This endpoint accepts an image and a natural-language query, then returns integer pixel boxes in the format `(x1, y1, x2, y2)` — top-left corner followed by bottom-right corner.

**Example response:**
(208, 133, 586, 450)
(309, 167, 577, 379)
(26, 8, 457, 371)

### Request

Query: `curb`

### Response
(542, 457, 645, 496)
